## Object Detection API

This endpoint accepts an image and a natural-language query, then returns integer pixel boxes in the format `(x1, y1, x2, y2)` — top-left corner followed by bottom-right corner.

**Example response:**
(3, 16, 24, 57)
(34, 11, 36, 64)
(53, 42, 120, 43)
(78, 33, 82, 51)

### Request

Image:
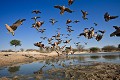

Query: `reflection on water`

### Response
(0, 52, 120, 79)
(102, 55, 118, 60)
(8, 66, 20, 73)
(90, 55, 101, 60)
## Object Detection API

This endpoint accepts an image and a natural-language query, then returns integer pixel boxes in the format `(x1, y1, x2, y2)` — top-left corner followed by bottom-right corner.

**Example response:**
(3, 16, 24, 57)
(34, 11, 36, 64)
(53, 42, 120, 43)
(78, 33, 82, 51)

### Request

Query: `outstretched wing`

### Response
(65, 8, 73, 13)
(11, 20, 21, 31)
(110, 16, 118, 19)
(11, 19, 26, 31)
(113, 26, 119, 30)
(81, 10, 84, 14)
(54, 5, 62, 10)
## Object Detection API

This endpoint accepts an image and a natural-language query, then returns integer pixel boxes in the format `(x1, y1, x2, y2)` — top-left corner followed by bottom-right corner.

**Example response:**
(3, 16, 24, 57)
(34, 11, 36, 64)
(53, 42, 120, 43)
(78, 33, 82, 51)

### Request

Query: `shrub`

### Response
(89, 47, 100, 53)
(102, 45, 117, 52)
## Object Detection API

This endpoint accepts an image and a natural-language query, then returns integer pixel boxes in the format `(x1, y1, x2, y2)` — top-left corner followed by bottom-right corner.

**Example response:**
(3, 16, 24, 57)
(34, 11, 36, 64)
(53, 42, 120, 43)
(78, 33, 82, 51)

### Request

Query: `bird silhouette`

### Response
(81, 10, 88, 20)
(54, 5, 73, 15)
(104, 12, 118, 22)
(49, 18, 58, 25)
(94, 23, 98, 26)
(32, 10, 41, 14)
(68, 0, 74, 6)
(66, 19, 72, 24)
(110, 26, 120, 37)
(31, 16, 40, 22)
(73, 20, 80, 23)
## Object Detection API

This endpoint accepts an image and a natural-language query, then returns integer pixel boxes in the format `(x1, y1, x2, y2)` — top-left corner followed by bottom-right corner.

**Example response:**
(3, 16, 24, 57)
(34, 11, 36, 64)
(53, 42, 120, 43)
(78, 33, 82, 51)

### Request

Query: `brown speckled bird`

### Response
(5, 19, 26, 36)
(66, 19, 72, 24)
(68, 0, 74, 6)
(54, 5, 73, 15)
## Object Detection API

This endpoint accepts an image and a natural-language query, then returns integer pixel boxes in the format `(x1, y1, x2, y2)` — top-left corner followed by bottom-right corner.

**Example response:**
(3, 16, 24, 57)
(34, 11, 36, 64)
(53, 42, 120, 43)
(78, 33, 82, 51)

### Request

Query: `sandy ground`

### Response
(0, 51, 119, 67)
(0, 51, 61, 67)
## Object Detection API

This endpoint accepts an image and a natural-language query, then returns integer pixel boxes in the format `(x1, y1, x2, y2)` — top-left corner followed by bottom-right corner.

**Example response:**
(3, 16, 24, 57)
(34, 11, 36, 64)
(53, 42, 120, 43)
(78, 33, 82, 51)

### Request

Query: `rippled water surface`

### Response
(0, 52, 120, 79)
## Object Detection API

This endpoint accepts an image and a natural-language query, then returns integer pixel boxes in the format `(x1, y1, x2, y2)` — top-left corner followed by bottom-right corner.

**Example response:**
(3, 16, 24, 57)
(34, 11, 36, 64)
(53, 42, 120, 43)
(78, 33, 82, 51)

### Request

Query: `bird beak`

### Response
(12, 32, 15, 36)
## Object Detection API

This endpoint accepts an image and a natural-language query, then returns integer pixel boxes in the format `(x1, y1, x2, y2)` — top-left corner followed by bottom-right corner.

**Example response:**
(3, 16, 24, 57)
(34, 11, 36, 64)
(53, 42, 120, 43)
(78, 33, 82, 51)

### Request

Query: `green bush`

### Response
(102, 45, 117, 52)
(89, 47, 100, 53)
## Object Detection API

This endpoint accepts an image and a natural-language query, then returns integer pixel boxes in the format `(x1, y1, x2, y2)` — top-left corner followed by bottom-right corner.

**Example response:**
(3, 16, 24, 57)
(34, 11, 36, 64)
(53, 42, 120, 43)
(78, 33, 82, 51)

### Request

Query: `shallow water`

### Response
(0, 52, 120, 79)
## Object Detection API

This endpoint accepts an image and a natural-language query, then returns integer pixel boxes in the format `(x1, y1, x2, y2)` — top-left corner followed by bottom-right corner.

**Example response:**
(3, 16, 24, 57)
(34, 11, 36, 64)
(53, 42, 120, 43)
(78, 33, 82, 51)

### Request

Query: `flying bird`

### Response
(94, 23, 98, 26)
(66, 19, 72, 24)
(31, 16, 40, 22)
(49, 18, 58, 25)
(95, 34, 103, 41)
(39, 29, 46, 33)
(98, 30, 106, 34)
(110, 26, 120, 37)
(5, 19, 26, 36)
(68, 0, 74, 6)
(81, 10, 88, 20)
(35, 21, 44, 29)
(32, 10, 41, 14)
(34, 42, 45, 48)
(104, 12, 118, 22)
(73, 20, 80, 23)
(54, 5, 73, 15)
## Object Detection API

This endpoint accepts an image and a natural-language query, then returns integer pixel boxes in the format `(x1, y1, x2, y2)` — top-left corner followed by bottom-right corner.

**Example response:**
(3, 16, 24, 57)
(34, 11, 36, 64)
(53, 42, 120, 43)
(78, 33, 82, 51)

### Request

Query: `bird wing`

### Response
(81, 10, 84, 14)
(110, 16, 118, 19)
(65, 8, 73, 13)
(113, 26, 120, 30)
(11, 20, 22, 31)
(54, 5, 62, 10)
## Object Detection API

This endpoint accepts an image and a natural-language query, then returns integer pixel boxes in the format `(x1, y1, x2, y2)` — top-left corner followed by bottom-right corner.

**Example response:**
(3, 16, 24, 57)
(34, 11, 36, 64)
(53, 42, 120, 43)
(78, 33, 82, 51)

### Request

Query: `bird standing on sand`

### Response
(5, 19, 26, 36)
(54, 5, 73, 15)
(104, 12, 118, 22)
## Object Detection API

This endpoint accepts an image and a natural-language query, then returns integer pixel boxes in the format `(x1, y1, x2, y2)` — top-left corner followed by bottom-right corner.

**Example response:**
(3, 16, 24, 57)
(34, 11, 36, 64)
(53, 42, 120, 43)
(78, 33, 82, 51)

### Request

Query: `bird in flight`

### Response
(5, 19, 26, 36)
(31, 16, 40, 22)
(104, 12, 118, 22)
(68, 0, 74, 6)
(73, 20, 80, 23)
(110, 26, 120, 37)
(54, 5, 73, 15)
(49, 18, 58, 25)
(81, 10, 88, 20)
(32, 10, 41, 14)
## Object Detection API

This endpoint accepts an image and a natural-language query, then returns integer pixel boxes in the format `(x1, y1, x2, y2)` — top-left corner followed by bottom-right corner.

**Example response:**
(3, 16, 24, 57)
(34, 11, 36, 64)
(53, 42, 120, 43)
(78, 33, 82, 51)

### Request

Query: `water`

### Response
(0, 52, 120, 79)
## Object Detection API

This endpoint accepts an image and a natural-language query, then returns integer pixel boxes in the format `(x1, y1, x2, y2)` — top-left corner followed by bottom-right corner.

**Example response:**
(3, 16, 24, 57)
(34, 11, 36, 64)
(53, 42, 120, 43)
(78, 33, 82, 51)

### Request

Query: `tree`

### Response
(10, 39, 21, 52)
(102, 45, 117, 52)
(76, 45, 84, 52)
(89, 47, 100, 53)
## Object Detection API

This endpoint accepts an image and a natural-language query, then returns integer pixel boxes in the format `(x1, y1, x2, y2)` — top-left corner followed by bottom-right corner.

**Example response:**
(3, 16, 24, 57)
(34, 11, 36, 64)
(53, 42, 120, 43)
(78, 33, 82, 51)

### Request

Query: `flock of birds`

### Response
(5, 0, 120, 52)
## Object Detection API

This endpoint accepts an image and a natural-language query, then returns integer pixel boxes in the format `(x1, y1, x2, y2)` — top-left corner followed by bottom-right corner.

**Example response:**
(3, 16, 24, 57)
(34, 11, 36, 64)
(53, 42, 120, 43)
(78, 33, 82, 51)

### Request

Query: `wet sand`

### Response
(0, 51, 62, 67)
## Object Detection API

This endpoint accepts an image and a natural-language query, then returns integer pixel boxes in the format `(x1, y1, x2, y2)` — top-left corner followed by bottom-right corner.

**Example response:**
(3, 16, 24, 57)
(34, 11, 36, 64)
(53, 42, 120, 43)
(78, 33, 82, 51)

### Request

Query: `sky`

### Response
(0, 0, 120, 50)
